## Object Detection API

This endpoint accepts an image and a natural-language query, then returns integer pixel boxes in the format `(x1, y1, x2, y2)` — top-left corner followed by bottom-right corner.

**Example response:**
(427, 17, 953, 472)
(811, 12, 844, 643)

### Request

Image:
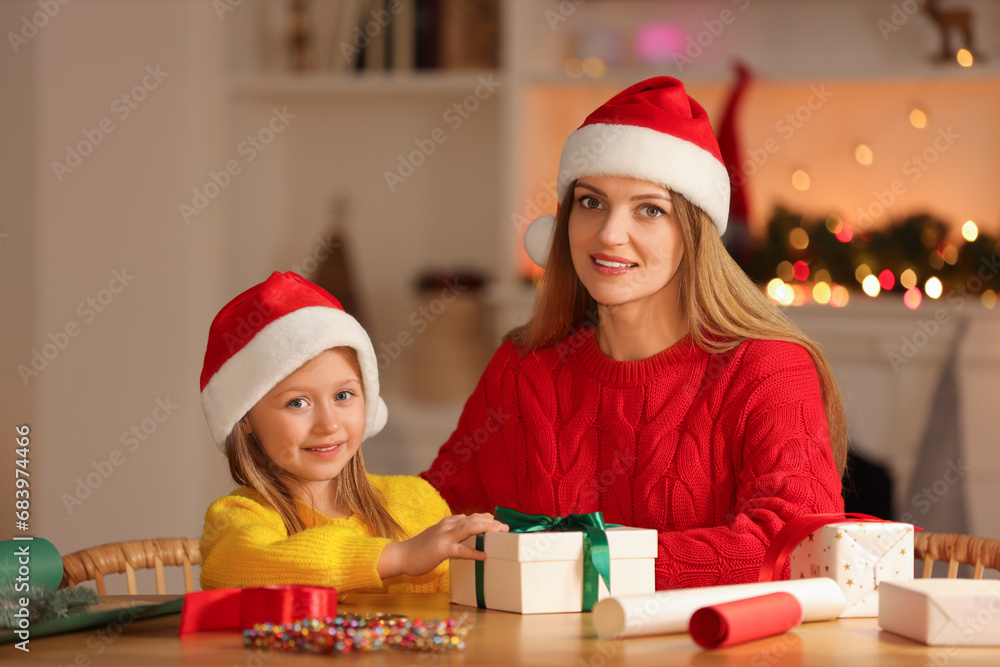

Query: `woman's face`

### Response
(568, 175, 684, 313)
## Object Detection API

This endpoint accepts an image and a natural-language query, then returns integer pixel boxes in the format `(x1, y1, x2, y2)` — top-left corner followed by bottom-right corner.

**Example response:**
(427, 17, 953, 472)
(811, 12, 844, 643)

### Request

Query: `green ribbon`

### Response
(473, 507, 614, 612)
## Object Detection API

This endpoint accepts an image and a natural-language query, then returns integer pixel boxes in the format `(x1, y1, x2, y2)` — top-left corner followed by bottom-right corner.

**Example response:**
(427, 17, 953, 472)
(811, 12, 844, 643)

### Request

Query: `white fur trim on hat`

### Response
(558, 123, 730, 235)
(200, 306, 386, 451)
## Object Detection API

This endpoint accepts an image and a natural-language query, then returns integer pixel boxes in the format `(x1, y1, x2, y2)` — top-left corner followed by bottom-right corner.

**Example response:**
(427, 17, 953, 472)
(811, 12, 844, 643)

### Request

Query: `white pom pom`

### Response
(524, 214, 557, 268)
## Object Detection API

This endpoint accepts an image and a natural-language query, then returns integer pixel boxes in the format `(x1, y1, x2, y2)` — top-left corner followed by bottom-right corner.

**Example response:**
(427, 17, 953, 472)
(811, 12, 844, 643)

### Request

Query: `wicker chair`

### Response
(59, 538, 202, 594)
(914, 531, 1000, 579)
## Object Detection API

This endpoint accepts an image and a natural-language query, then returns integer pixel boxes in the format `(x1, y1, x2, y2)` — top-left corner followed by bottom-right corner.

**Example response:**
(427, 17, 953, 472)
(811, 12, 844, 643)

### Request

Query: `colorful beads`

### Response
(243, 613, 470, 654)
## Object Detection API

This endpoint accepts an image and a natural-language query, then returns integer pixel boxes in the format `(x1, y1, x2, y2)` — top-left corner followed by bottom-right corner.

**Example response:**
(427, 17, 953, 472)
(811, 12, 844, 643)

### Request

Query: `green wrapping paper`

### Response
(0, 538, 63, 589)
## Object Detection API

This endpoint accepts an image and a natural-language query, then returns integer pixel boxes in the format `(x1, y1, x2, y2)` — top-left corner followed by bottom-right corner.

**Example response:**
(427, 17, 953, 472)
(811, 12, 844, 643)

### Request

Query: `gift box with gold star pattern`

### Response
(789, 521, 914, 618)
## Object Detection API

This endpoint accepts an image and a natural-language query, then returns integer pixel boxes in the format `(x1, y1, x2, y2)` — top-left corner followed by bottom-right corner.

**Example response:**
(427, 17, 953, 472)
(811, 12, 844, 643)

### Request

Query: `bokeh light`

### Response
(957, 48, 974, 67)
(854, 144, 873, 165)
(962, 220, 979, 242)
(582, 57, 606, 78)
(792, 260, 810, 281)
(564, 58, 584, 77)
(878, 269, 895, 291)
(776, 261, 794, 282)
(925, 277, 943, 299)
(855, 263, 872, 283)
(767, 278, 788, 303)
(813, 282, 831, 305)
(830, 285, 850, 308)
(900, 268, 917, 290)
(792, 170, 811, 191)
(836, 223, 854, 243)
(789, 227, 810, 250)
(904, 287, 922, 310)
(862, 275, 881, 297)
(910, 108, 928, 129)
(983, 290, 997, 309)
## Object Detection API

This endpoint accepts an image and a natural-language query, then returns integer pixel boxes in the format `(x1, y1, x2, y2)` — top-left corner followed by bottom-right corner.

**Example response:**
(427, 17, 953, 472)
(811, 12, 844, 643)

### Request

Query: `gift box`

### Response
(879, 579, 1000, 646)
(789, 521, 913, 618)
(450, 522, 657, 614)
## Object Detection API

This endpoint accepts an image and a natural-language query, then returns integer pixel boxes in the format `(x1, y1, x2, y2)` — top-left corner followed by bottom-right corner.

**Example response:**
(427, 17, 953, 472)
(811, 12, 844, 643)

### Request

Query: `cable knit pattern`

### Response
(200, 475, 451, 595)
(420, 328, 843, 589)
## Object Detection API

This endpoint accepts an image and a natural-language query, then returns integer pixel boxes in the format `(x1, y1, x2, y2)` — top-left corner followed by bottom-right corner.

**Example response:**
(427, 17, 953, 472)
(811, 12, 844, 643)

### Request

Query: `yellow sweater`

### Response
(199, 475, 451, 594)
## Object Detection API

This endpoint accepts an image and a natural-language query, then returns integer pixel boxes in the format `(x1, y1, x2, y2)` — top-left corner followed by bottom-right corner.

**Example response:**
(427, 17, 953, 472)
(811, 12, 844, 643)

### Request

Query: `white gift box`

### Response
(879, 579, 1000, 646)
(789, 521, 914, 618)
(450, 526, 658, 614)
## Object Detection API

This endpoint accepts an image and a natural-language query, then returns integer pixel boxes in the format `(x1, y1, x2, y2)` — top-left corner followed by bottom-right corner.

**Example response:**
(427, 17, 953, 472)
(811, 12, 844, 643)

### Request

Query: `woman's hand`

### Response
(378, 513, 508, 579)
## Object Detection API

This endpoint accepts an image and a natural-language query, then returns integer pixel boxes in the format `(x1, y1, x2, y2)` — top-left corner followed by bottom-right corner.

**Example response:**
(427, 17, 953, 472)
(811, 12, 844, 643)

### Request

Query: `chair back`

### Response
(914, 531, 1000, 579)
(60, 538, 201, 594)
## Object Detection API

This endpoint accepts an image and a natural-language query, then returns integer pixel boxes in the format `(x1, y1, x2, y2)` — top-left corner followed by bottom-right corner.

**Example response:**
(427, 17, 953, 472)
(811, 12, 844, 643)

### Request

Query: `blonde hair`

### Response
(225, 347, 406, 539)
(509, 184, 847, 475)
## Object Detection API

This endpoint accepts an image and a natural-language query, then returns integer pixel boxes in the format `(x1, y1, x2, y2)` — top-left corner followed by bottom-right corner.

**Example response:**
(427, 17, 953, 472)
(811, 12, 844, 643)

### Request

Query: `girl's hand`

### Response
(378, 513, 508, 579)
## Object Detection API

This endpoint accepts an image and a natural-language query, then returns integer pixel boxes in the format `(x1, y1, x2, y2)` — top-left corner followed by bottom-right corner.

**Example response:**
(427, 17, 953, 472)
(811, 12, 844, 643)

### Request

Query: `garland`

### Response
(736, 209, 1000, 298)
(0, 582, 98, 628)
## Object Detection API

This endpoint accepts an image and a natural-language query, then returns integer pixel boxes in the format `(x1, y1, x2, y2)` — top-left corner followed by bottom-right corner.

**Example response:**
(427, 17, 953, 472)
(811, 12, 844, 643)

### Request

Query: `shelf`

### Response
(231, 70, 502, 100)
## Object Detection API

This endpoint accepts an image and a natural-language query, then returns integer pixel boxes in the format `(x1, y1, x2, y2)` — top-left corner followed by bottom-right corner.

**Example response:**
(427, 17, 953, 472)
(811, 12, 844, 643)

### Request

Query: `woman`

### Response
(421, 77, 845, 589)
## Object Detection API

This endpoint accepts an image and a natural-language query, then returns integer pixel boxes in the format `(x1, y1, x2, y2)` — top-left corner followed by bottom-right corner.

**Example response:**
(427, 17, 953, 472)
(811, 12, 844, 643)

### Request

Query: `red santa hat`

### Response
(199, 271, 387, 452)
(524, 76, 731, 267)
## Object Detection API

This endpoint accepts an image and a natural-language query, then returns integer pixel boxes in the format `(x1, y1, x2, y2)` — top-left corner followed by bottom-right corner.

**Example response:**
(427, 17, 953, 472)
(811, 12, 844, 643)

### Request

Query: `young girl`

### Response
(198, 271, 506, 592)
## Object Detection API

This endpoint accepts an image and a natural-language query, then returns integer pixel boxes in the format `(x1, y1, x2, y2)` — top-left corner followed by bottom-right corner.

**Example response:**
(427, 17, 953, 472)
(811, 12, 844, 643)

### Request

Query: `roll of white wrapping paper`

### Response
(592, 577, 847, 639)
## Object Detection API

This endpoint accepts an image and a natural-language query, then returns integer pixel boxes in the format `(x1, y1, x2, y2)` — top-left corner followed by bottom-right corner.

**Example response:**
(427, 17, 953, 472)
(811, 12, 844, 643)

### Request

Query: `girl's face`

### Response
(568, 175, 684, 314)
(247, 349, 366, 501)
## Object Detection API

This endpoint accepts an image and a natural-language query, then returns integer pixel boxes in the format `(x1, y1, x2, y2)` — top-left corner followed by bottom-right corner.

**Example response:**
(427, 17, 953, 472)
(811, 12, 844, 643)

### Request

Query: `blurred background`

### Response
(2, 0, 999, 589)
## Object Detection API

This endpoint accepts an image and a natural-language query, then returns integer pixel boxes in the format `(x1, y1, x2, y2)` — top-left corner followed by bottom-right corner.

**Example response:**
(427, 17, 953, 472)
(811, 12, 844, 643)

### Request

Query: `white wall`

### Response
(1, 1, 232, 579)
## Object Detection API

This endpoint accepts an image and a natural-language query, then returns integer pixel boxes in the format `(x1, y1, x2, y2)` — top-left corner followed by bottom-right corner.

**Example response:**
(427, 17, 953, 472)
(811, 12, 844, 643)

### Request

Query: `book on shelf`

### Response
(274, 0, 497, 75)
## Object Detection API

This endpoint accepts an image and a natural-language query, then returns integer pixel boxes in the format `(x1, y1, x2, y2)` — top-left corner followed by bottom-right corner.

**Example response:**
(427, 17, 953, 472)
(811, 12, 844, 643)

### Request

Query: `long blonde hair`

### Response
(509, 185, 847, 475)
(225, 347, 406, 538)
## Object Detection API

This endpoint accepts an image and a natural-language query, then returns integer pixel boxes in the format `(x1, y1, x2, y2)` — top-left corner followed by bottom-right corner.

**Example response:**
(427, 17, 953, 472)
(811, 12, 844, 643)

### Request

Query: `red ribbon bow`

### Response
(178, 585, 338, 636)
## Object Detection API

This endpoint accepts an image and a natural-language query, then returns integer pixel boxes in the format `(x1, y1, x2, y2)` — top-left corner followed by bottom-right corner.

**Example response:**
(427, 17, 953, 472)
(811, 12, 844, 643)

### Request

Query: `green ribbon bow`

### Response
(474, 506, 614, 612)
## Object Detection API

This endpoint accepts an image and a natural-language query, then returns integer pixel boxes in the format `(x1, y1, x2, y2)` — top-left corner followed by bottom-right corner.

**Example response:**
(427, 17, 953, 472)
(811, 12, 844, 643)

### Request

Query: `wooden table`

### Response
(4, 593, 1000, 666)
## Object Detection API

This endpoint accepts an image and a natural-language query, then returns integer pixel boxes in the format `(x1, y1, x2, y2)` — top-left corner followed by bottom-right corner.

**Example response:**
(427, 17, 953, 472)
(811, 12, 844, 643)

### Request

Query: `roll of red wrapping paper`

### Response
(689, 592, 803, 649)
(179, 585, 338, 635)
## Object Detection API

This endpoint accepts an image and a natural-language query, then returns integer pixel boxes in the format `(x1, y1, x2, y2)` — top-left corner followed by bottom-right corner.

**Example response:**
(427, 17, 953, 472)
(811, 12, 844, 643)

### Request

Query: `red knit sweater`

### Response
(420, 328, 844, 590)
